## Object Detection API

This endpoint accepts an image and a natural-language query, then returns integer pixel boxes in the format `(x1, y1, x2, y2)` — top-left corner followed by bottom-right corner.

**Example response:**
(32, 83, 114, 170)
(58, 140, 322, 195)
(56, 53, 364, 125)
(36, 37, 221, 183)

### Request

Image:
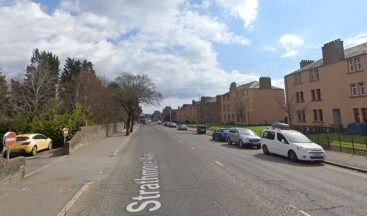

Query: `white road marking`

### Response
(112, 125, 140, 156)
(179, 140, 183, 143)
(212, 199, 228, 216)
(57, 182, 93, 216)
(289, 204, 311, 216)
(24, 155, 68, 178)
(214, 161, 224, 167)
(191, 147, 195, 150)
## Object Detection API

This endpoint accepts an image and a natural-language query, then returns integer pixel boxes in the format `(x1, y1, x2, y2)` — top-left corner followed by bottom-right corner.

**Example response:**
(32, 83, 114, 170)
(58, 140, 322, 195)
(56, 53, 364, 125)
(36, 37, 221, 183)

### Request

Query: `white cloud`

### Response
(264, 46, 277, 52)
(344, 33, 367, 48)
(278, 34, 303, 58)
(216, 0, 259, 29)
(0, 0, 255, 113)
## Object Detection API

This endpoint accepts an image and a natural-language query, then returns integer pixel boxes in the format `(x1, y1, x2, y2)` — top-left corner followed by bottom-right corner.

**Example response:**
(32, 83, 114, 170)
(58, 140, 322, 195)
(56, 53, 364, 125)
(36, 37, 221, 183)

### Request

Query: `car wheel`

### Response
(239, 140, 244, 148)
(212, 135, 216, 140)
(288, 150, 298, 162)
(228, 138, 231, 145)
(31, 146, 38, 156)
(48, 141, 53, 150)
(262, 145, 270, 155)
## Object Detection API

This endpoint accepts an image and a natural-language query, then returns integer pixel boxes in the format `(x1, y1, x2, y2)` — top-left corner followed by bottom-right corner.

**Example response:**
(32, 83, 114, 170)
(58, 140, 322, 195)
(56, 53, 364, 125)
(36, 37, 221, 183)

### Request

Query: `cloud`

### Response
(263, 46, 277, 52)
(0, 0, 255, 113)
(215, 0, 259, 29)
(278, 34, 303, 58)
(344, 33, 367, 48)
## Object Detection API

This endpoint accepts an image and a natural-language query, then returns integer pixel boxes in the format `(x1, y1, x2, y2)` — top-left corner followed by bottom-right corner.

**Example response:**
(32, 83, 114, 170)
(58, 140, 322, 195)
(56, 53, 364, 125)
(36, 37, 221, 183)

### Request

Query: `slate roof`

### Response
(237, 81, 282, 90)
(293, 42, 367, 74)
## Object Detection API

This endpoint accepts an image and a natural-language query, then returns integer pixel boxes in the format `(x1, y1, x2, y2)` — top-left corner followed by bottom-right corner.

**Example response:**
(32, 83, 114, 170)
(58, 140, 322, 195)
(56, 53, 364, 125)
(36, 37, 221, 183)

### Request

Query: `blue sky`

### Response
(1, 0, 367, 113)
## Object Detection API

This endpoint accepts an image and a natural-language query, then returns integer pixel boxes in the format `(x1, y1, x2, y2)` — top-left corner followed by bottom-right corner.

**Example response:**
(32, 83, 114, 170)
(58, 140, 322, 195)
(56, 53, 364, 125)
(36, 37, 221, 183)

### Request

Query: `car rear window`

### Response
(16, 137, 29, 141)
(262, 131, 275, 140)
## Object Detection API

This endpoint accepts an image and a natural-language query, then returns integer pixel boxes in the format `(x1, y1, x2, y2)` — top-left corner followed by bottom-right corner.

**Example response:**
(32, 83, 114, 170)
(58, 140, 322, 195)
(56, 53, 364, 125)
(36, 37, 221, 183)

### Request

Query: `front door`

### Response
(333, 109, 342, 132)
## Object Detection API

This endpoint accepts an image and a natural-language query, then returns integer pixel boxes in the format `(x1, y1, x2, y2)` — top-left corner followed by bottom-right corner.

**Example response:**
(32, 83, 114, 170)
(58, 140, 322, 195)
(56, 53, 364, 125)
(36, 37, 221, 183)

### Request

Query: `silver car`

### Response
(227, 128, 261, 149)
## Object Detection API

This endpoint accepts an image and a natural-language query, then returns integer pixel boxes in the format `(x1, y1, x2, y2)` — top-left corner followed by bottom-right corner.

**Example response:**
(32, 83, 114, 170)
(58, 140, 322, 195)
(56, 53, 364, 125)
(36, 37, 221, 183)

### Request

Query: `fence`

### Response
(291, 125, 367, 155)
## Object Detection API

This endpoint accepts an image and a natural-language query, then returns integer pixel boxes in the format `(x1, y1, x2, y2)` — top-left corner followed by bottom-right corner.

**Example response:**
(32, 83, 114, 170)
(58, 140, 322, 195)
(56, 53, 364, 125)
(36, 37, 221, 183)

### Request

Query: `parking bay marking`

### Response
(25, 155, 68, 178)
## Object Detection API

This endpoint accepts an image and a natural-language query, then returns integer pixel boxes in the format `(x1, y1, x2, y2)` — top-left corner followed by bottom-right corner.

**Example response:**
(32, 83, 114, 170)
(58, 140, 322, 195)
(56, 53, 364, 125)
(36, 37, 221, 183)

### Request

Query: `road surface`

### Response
(68, 125, 367, 216)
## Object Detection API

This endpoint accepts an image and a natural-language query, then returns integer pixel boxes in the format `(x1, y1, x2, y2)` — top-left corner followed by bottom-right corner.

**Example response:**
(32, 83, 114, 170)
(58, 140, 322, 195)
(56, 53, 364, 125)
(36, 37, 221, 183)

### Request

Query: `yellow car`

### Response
(2, 134, 53, 157)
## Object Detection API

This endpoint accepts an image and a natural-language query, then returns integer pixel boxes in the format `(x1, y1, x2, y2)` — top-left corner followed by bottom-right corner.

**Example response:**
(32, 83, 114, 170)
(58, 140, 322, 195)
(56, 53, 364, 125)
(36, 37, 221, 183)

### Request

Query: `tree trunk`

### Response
(130, 113, 135, 132)
(125, 114, 131, 136)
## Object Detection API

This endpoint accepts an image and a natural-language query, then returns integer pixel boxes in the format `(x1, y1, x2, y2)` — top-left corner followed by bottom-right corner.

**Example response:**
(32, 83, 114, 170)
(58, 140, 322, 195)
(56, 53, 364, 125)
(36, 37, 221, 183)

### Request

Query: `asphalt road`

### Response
(68, 125, 367, 216)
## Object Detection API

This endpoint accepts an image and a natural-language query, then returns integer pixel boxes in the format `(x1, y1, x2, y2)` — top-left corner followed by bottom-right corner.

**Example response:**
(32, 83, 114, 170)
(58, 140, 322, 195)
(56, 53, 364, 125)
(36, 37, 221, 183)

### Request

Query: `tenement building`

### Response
(220, 77, 284, 125)
(284, 39, 367, 129)
(176, 103, 197, 123)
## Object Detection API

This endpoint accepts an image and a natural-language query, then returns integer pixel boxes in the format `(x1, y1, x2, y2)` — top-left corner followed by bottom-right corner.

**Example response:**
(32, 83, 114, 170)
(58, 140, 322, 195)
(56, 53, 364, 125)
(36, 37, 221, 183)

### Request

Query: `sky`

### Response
(1, 0, 367, 113)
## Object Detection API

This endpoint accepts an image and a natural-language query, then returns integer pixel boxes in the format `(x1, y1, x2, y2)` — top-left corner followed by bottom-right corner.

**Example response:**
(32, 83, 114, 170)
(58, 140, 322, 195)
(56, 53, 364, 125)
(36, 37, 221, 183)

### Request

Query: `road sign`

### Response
(63, 128, 69, 137)
(3, 132, 16, 160)
(3, 132, 16, 148)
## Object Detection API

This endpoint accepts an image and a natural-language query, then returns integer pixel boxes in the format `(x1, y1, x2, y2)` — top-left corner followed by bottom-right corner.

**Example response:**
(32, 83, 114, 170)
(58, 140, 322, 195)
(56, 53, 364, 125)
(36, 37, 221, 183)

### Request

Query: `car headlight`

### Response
(296, 146, 308, 151)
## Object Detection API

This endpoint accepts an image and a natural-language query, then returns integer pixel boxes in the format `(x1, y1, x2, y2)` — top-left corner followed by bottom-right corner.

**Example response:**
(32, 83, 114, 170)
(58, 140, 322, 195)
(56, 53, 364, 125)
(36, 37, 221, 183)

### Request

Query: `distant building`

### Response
(176, 103, 197, 123)
(196, 96, 222, 124)
(284, 39, 367, 129)
(220, 77, 285, 125)
(161, 106, 177, 122)
(151, 110, 161, 121)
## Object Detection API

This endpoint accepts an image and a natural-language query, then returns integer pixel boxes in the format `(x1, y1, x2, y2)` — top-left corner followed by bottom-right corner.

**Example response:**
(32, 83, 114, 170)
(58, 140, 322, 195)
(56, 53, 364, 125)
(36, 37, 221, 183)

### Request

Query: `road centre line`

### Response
(214, 161, 224, 167)
(289, 204, 311, 216)
(56, 181, 94, 216)
(25, 155, 68, 178)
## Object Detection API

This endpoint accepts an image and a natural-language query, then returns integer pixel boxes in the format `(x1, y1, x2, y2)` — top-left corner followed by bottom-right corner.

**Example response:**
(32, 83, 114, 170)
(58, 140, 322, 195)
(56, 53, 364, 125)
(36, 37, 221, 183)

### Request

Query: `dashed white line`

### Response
(289, 204, 311, 216)
(25, 155, 68, 178)
(179, 140, 183, 143)
(214, 161, 224, 167)
(191, 147, 195, 150)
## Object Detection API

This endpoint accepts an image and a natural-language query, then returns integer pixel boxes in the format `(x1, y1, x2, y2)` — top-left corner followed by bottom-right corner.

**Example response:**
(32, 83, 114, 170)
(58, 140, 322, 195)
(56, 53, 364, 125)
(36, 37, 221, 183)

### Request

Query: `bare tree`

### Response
(11, 62, 54, 119)
(275, 93, 309, 125)
(231, 91, 254, 125)
(115, 73, 162, 135)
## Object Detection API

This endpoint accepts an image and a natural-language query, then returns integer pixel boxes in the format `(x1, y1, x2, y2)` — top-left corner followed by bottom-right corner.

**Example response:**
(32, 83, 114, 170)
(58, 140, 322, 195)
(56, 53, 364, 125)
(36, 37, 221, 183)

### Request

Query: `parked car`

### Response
(177, 124, 188, 130)
(261, 126, 325, 162)
(212, 128, 229, 141)
(197, 125, 207, 134)
(169, 122, 177, 128)
(2, 133, 53, 157)
(227, 128, 261, 148)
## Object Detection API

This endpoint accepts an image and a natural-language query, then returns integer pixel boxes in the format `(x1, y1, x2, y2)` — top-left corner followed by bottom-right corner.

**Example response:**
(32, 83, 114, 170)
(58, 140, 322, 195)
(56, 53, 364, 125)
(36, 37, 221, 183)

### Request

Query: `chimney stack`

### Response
(259, 77, 271, 89)
(300, 60, 314, 68)
(322, 39, 345, 65)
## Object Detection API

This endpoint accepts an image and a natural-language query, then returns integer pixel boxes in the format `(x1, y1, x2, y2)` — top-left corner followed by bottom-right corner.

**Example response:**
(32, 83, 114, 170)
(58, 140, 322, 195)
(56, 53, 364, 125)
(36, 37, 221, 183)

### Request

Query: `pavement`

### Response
(0, 130, 136, 216)
(66, 125, 367, 216)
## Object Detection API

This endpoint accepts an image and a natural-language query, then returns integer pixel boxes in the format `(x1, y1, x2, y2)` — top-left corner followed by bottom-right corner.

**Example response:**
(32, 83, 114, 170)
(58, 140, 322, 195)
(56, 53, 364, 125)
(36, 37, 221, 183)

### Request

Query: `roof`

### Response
(237, 81, 282, 90)
(292, 42, 367, 74)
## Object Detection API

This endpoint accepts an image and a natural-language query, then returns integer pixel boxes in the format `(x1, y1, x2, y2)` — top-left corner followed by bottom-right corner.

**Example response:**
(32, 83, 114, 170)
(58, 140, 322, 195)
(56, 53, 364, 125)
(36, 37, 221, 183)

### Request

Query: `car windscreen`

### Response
(238, 129, 256, 136)
(223, 129, 229, 133)
(16, 136, 30, 141)
(283, 131, 312, 143)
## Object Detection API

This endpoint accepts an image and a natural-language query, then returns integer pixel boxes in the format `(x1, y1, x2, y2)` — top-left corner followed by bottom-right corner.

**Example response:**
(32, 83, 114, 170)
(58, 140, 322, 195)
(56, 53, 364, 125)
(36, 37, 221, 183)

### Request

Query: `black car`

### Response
(197, 125, 207, 134)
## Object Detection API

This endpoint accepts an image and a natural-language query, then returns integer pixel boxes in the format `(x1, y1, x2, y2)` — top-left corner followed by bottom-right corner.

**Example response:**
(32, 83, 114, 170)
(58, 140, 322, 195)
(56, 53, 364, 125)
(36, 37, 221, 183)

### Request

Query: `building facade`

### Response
(196, 96, 222, 123)
(284, 39, 367, 129)
(176, 103, 197, 123)
(220, 77, 285, 125)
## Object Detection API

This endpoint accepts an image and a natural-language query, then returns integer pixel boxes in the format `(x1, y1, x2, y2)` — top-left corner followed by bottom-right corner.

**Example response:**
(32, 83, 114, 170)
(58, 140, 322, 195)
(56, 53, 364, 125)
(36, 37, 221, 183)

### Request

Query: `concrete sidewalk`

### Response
(0, 129, 137, 216)
(325, 151, 367, 171)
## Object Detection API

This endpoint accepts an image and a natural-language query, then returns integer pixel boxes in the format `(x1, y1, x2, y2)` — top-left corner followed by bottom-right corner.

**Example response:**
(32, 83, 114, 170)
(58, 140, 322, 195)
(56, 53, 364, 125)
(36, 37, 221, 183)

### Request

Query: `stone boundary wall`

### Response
(0, 157, 25, 186)
(65, 122, 124, 154)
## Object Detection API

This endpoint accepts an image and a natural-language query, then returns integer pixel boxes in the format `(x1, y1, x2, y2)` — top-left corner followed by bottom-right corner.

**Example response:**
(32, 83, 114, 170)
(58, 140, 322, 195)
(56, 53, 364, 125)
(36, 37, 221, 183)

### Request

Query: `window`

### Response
(297, 110, 306, 122)
(300, 91, 304, 102)
(351, 84, 358, 96)
(362, 108, 367, 123)
(311, 89, 316, 101)
(224, 115, 226, 121)
(348, 59, 355, 72)
(262, 131, 268, 138)
(359, 82, 366, 95)
(316, 89, 321, 100)
(318, 109, 324, 122)
(309, 68, 319, 81)
(228, 114, 230, 121)
(277, 133, 288, 144)
(267, 131, 275, 140)
(223, 105, 226, 111)
(356, 57, 362, 71)
(296, 91, 304, 102)
(313, 109, 318, 121)
(354, 108, 360, 122)
(294, 72, 302, 84)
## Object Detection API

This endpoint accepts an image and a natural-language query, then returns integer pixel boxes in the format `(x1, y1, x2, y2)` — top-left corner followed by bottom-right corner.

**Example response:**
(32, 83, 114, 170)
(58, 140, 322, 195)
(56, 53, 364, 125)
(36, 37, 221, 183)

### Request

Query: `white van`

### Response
(261, 128, 325, 162)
